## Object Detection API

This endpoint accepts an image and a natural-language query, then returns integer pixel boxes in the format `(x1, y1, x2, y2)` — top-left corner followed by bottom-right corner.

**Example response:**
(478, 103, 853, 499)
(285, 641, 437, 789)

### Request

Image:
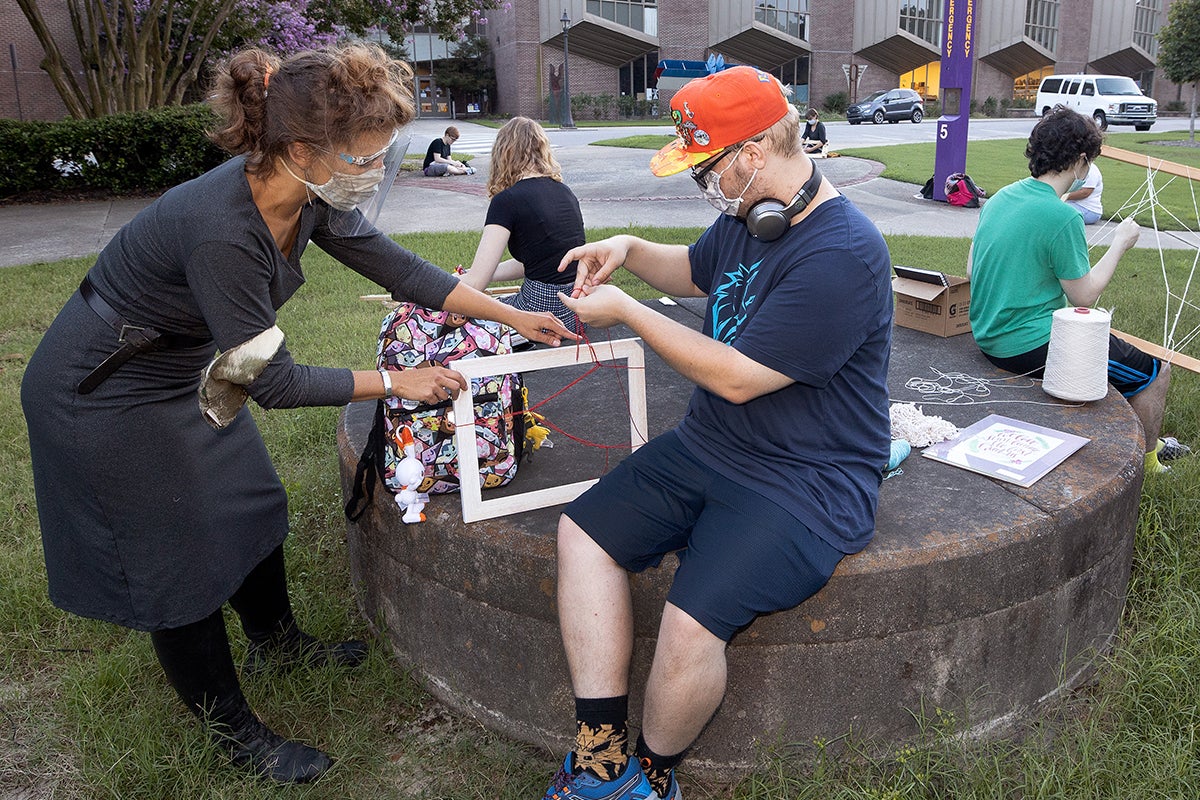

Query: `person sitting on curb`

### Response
(423, 125, 474, 176)
(540, 66, 894, 800)
(801, 107, 827, 156)
(968, 107, 1185, 475)
(1063, 159, 1103, 224)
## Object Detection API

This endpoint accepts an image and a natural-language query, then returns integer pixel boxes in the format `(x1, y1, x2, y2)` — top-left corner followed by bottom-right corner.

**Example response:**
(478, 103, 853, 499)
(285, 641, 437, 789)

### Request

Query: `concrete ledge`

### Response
(338, 315, 1143, 771)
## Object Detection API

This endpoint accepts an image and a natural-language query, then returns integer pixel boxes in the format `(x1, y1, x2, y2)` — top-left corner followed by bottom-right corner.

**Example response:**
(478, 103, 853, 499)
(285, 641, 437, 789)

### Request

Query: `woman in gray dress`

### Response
(19, 43, 572, 784)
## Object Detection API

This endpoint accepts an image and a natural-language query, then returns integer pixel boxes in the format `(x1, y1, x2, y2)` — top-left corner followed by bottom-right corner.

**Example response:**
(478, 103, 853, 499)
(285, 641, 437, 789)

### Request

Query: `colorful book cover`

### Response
(921, 414, 1090, 487)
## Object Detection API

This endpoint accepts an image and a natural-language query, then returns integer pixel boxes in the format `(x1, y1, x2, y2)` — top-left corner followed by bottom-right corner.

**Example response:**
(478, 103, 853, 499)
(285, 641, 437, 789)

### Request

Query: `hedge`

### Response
(0, 105, 229, 198)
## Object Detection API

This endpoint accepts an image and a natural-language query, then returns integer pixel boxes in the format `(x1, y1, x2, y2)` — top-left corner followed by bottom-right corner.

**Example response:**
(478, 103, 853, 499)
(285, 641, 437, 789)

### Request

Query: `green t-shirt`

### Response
(968, 177, 1091, 358)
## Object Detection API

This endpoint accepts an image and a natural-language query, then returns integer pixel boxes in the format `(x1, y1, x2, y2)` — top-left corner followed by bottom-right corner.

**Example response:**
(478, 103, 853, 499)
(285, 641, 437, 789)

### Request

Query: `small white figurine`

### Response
(394, 426, 428, 524)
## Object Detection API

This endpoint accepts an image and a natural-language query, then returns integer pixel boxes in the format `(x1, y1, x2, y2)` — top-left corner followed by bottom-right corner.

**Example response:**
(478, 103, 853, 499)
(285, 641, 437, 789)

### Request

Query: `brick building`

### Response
(0, 0, 1187, 122)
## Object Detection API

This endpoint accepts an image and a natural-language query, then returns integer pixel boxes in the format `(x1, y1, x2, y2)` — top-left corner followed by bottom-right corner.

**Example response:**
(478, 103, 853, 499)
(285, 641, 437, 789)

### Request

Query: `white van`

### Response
(1035, 74, 1156, 131)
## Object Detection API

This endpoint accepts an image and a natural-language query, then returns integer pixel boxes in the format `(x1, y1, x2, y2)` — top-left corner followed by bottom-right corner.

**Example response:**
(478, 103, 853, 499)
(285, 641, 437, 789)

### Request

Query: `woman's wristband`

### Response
(378, 368, 393, 399)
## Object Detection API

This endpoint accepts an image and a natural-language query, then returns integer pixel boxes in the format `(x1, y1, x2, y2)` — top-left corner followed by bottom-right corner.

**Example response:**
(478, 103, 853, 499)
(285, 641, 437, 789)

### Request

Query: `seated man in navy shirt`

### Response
(542, 66, 894, 800)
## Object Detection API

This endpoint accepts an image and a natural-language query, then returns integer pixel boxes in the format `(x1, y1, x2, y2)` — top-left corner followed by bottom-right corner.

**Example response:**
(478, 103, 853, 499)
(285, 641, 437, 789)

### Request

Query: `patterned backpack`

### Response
(344, 303, 525, 520)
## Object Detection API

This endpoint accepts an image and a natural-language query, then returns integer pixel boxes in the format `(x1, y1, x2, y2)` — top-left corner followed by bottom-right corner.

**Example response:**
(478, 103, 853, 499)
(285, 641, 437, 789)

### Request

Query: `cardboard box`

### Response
(891, 265, 971, 338)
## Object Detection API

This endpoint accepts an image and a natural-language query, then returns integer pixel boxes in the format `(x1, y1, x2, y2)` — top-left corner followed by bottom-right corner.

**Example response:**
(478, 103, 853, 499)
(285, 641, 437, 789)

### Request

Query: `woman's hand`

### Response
(510, 309, 577, 346)
(392, 365, 468, 405)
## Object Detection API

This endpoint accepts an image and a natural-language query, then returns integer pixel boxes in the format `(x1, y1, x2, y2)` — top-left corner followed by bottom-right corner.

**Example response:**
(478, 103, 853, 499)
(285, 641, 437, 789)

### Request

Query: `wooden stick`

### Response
(1111, 328, 1200, 375)
(1100, 145, 1200, 182)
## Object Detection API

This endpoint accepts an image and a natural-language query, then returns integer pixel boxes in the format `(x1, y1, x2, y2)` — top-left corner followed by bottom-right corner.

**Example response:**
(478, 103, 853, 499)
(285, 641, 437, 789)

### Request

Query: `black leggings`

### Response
(150, 544, 294, 722)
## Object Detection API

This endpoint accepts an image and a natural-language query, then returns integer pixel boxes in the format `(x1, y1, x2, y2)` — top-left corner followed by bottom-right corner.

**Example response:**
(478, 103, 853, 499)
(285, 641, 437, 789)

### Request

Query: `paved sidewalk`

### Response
(2, 118, 1195, 269)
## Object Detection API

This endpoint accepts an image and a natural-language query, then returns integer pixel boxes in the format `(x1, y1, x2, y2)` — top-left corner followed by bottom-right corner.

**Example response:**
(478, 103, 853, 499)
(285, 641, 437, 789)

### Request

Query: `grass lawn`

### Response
(839, 130, 1200, 230)
(4, 230, 1200, 798)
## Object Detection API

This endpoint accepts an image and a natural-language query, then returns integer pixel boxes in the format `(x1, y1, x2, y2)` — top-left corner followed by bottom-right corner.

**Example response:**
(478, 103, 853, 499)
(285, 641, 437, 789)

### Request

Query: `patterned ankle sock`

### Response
(572, 696, 629, 781)
(635, 733, 684, 798)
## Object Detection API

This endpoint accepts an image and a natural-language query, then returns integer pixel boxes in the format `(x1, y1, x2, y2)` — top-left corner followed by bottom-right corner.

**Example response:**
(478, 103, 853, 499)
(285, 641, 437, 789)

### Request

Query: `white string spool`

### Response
(1042, 306, 1111, 402)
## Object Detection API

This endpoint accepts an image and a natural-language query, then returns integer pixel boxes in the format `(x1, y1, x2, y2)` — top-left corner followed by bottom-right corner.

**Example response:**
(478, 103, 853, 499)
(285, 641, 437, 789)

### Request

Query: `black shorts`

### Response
(563, 431, 843, 642)
(984, 334, 1160, 398)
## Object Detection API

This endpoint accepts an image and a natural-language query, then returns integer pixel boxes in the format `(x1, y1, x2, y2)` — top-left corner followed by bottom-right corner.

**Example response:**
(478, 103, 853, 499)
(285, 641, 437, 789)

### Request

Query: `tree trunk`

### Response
(1192, 83, 1197, 143)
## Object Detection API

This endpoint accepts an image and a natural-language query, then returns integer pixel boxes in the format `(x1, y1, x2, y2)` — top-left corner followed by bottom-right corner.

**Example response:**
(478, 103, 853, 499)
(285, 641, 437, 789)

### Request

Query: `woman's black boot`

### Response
(230, 545, 369, 673)
(150, 609, 333, 783)
(212, 701, 332, 783)
(243, 614, 369, 674)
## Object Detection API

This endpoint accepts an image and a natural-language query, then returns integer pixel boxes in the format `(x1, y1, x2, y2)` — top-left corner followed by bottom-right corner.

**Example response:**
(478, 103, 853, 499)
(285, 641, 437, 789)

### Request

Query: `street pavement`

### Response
(3, 116, 1199, 269)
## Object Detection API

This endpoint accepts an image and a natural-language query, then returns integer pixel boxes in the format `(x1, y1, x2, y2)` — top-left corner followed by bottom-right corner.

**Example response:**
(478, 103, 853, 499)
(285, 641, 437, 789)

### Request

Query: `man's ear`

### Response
(741, 140, 769, 169)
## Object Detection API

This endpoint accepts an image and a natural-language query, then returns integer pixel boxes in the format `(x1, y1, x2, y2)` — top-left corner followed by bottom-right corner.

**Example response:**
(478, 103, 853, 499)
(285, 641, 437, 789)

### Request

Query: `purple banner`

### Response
(933, 0, 975, 202)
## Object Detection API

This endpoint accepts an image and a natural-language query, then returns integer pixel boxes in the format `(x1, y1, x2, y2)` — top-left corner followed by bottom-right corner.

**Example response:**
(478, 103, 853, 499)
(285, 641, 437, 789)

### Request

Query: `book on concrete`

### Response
(921, 414, 1089, 487)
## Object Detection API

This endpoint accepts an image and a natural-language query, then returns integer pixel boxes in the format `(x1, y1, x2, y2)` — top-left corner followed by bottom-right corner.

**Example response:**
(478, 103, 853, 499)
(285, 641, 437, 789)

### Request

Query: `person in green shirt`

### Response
(968, 107, 1181, 473)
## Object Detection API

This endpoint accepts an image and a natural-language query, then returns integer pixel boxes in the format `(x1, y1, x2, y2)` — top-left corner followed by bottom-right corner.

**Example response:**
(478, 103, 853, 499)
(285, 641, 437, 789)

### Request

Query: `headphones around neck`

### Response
(745, 163, 824, 242)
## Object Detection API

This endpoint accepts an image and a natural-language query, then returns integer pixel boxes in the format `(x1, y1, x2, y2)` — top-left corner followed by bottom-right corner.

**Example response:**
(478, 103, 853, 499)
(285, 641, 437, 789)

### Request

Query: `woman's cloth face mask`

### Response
(283, 160, 385, 212)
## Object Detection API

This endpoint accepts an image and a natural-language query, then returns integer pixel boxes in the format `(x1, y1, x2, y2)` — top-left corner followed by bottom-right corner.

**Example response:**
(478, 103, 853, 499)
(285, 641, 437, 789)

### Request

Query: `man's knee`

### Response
(558, 514, 607, 564)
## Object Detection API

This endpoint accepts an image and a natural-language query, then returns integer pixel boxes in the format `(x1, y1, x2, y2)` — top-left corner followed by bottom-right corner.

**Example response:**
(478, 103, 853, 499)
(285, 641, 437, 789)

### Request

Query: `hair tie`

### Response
(263, 68, 272, 97)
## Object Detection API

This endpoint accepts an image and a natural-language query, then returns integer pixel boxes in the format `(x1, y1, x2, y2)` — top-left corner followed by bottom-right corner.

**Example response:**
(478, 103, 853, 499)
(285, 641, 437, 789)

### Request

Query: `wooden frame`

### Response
(451, 338, 648, 522)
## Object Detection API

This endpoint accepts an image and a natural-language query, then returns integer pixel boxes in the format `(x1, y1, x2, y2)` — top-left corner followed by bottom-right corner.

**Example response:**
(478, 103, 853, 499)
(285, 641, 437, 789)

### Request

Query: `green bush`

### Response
(1167, 100, 1187, 112)
(823, 91, 849, 114)
(0, 105, 228, 198)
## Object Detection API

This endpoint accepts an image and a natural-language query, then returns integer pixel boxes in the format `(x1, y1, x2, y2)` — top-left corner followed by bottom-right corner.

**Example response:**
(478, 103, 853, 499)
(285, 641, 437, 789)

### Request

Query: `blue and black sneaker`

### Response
(542, 753, 655, 800)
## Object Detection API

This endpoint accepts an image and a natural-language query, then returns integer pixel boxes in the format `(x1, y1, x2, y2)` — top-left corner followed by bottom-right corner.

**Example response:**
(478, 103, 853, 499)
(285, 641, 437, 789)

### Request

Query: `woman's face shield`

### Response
(332, 131, 411, 237)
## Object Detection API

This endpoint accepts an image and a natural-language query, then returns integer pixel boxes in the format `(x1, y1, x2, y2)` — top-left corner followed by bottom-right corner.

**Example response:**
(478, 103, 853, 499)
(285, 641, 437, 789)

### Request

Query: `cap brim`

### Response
(650, 137, 723, 177)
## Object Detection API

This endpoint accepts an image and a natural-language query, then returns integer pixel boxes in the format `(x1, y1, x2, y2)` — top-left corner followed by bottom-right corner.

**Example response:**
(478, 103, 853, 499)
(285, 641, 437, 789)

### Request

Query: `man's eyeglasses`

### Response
(690, 146, 741, 188)
(334, 130, 400, 167)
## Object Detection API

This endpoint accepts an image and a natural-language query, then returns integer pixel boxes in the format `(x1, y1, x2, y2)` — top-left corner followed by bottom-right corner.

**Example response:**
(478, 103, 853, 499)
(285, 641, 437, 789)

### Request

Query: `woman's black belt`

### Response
(76, 276, 212, 394)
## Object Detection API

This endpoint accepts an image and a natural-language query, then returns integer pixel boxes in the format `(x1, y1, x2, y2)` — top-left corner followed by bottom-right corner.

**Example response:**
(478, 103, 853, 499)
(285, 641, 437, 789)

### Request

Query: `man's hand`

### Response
(558, 284, 636, 329)
(559, 236, 631, 298)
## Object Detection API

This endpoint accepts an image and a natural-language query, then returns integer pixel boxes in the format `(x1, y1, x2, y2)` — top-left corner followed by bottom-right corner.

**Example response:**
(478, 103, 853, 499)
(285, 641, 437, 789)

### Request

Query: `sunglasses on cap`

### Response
(333, 130, 400, 167)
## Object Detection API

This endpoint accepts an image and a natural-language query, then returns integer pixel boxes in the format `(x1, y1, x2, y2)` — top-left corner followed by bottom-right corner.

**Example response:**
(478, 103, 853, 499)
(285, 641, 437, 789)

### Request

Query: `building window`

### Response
(763, 56, 811, 105)
(900, 61, 941, 102)
(755, 1, 809, 41)
(619, 50, 660, 99)
(1024, 0, 1059, 53)
(899, 1, 943, 48)
(586, 0, 658, 35)
(1133, 0, 1161, 57)
(1013, 66, 1053, 102)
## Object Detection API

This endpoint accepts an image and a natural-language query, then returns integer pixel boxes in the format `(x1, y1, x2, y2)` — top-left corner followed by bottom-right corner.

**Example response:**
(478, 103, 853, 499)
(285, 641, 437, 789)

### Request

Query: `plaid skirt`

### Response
(501, 278, 583, 334)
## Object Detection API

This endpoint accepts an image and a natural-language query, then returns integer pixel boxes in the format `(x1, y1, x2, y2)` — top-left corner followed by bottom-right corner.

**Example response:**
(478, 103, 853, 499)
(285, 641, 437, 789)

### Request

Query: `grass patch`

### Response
(589, 134, 677, 149)
(4, 230, 1200, 797)
(840, 131, 1200, 231)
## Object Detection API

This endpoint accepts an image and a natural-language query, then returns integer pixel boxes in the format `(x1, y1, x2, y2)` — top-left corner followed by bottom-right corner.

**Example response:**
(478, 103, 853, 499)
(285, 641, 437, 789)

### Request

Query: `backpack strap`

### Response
(344, 400, 387, 522)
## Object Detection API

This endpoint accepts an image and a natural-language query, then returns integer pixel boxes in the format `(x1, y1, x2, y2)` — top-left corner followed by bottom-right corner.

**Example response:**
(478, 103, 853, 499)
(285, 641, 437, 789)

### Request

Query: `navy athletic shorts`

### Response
(563, 430, 844, 642)
(983, 334, 1160, 398)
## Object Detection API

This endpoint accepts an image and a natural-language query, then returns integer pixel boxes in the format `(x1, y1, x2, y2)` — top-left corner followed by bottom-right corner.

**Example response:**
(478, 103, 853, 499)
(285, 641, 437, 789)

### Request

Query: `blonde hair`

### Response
(485, 116, 562, 198)
(209, 43, 415, 178)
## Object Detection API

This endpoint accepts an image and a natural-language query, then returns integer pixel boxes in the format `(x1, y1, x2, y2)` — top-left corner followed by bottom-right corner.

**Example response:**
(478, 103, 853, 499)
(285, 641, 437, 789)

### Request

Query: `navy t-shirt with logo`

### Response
(677, 196, 893, 554)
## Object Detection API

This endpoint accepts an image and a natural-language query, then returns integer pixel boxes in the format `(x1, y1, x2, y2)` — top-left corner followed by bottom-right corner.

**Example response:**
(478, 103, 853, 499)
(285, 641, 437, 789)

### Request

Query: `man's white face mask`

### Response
(693, 148, 758, 217)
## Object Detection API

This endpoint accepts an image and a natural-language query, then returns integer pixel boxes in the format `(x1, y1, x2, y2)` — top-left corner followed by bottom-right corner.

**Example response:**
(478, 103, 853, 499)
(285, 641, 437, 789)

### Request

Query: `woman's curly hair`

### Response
(1026, 106, 1103, 178)
(208, 43, 414, 177)
(486, 116, 562, 198)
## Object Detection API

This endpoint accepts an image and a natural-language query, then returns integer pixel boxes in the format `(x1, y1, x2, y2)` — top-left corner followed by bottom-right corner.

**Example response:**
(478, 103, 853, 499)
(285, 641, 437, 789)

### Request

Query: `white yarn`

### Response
(889, 402, 960, 447)
(1042, 306, 1111, 402)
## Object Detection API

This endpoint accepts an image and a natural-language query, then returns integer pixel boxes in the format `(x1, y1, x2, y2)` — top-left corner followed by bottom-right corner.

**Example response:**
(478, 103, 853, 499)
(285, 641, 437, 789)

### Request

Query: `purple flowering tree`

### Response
(14, 0, 501, 119)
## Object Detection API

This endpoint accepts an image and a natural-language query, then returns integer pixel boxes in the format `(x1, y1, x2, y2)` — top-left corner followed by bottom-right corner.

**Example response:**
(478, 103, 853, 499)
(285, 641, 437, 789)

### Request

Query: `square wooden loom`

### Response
(450, 337, 648, 522)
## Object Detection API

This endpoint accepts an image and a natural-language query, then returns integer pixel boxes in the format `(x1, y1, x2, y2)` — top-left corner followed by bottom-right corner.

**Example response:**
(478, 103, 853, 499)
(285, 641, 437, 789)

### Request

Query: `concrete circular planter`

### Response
(338, 315, 1142, 771)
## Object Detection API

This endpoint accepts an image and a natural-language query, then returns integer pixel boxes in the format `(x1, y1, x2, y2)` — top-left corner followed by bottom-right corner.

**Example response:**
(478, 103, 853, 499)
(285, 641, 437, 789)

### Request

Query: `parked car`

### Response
(847, 88, 924, 125)
(1035, 74, 1156, 131)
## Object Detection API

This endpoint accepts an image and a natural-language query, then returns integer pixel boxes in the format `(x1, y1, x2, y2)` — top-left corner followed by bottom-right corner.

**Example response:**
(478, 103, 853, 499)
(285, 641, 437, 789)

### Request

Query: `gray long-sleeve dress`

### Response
(20, 156, 458, 632)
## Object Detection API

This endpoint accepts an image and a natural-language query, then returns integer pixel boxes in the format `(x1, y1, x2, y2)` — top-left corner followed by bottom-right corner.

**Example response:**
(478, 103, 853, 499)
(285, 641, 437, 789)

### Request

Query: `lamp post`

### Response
(560, 9, 576, 129)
